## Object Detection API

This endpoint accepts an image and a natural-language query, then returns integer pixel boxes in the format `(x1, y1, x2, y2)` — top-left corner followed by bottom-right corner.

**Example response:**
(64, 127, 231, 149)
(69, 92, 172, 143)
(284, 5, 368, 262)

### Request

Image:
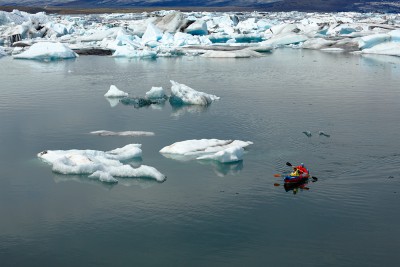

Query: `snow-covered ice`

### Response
(104, 85, 129, 98)
(38, 144, 166, 183)
(169, 80, 220, 106)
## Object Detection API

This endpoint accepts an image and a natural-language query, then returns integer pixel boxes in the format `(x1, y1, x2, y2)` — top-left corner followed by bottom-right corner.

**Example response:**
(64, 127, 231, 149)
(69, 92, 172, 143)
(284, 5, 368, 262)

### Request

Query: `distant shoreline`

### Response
(0, 6, 261, 14)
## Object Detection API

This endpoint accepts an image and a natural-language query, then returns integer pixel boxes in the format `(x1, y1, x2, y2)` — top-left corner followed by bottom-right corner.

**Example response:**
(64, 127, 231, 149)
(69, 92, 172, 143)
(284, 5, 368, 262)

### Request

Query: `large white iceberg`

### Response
(13, 42, 78, 60)
(38, 144, 166, 183)
(169, 80, 220, 106)
(160, 139, 253, 162)
(104, 85, 129, 98)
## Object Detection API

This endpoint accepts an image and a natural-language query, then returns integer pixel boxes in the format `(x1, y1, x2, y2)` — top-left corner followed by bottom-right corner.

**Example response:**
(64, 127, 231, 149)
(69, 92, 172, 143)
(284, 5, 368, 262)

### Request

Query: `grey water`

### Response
(1, 49, 400, 267)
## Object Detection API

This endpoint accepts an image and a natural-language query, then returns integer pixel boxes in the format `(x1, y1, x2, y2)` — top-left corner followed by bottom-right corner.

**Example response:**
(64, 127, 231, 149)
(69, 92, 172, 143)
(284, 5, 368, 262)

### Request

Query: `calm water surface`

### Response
(1, 49, 400, 266)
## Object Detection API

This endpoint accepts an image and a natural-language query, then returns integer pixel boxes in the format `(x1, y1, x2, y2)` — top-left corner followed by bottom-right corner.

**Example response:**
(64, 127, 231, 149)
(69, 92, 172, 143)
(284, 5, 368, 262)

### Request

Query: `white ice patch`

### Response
(202, 49, 262, 58)
(13, 42, 78, 60)
(160, 139, 252, 162)
(261, 33, 308, 47)
(104, 85, 129, 98)
(170, 80, 220, 106)
(90, 130, 155, 137)
(37, 144, 165, 183)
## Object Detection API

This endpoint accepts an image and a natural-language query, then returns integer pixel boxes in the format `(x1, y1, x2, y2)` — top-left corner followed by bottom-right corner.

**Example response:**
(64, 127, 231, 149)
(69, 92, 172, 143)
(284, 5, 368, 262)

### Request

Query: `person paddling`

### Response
(291, 163, 308, 176)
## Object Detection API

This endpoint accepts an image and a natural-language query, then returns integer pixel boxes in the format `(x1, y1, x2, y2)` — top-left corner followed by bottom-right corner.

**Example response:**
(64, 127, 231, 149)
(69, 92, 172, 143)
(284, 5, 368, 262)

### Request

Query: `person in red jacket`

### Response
(293, 163, 308, 176)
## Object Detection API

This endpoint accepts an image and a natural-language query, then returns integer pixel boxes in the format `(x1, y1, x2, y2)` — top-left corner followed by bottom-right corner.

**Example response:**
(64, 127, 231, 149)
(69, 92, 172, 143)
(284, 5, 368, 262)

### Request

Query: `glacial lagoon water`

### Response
(1, 49, 400, 266)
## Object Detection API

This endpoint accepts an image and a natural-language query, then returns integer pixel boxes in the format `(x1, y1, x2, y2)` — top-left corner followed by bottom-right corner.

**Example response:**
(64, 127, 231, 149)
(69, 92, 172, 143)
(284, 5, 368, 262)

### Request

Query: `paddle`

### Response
(286, 162, 318, 181)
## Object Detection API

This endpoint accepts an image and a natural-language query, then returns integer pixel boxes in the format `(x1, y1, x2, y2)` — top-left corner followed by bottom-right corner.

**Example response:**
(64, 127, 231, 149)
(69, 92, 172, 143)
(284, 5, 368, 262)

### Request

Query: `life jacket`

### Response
(296, 166, 307, 174)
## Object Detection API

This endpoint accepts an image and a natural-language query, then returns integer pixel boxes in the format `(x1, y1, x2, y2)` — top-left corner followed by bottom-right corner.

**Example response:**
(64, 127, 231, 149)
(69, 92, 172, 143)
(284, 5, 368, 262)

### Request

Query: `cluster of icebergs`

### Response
(1, 9, 400, 59)
(104, 80, 220, 108)
(38, 138, 253, 184)
(38, 79, 239, 184)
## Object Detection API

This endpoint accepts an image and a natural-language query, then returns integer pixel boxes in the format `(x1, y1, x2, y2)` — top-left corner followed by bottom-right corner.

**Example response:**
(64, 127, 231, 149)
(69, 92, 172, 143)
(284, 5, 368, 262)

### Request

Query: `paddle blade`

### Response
(274, 174, 282, 177)
(274, 183, 280, 187)
(286, 162, 293, 167)
(312, 176, 318, 181)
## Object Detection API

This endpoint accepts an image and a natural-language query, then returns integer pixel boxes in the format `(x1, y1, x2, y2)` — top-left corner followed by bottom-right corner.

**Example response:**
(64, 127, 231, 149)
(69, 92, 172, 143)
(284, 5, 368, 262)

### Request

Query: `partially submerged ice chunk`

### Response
(104, 85, 129, 98)
(169, 80, 220, 106)
(38, 144, 166, 183)
(145, 86, 166, 100)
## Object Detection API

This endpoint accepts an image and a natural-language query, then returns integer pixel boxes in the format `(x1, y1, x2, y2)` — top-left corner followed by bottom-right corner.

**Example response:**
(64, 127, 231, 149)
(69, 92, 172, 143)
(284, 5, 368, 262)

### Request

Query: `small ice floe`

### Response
(38, 144, 166, 183)
(145, 86, 167, 100)
(13, 42, 78, 60)
(169, 80, 220, 106)
(302, 131, 312, 137)
(90, 130, 155, 137)
(104, 85, 129, 98)
(160, 139, 252, 163)
(318, 131, 331, 137)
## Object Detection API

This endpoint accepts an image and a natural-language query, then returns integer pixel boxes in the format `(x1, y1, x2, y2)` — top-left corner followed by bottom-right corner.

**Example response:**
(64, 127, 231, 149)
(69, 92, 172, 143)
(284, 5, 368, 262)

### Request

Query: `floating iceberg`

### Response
(160, 139, 253, 162)
(38, 144, 166, 183)
(13, 42, 78, 60)
(169, 80, 220, 106)
(90, 130, 155, 137)
(104, 85, 129, 98)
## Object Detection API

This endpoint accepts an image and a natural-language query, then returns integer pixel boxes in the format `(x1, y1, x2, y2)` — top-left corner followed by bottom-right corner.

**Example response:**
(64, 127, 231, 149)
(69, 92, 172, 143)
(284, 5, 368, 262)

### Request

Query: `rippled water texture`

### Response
(1, 49, 400, 267)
